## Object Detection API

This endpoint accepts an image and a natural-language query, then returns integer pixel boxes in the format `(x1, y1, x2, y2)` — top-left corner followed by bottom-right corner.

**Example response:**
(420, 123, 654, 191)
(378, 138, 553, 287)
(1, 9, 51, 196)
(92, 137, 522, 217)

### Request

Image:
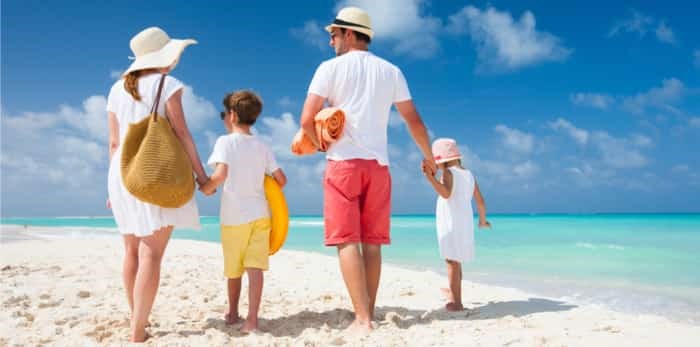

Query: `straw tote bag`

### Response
(120, 74, 195, 208)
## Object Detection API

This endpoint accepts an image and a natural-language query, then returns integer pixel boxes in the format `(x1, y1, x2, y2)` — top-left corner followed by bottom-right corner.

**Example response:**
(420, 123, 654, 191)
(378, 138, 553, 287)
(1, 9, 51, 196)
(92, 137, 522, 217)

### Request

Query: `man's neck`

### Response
(230, 124, 253, 135)
(347, 44, 369, 53)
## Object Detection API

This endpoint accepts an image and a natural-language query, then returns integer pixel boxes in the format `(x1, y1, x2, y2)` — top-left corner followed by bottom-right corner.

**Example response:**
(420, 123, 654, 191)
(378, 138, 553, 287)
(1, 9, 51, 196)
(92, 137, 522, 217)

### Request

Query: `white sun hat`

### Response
(122, 27, 197, 76)
(325, 7, 374, 39)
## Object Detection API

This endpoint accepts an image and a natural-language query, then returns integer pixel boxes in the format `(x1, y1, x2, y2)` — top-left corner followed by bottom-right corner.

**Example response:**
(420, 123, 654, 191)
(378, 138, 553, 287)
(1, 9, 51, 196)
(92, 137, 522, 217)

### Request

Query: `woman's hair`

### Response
(124, 68, 160, 101)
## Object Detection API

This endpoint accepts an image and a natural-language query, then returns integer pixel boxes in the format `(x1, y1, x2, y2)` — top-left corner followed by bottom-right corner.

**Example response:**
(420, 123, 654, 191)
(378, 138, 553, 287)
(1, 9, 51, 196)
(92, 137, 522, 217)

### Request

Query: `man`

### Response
(299, 7, 435, 333)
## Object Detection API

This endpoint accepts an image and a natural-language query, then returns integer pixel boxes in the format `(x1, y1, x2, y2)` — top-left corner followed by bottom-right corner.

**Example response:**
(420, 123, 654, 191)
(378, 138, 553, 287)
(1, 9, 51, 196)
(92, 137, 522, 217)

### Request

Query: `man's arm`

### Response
(394, 100, 435, 172)
(300, 94, 326, 150)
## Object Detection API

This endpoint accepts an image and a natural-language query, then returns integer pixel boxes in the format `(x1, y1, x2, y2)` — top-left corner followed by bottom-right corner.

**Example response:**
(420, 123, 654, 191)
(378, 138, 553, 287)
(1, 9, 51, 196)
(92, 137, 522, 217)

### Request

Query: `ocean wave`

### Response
(290, 221, 324, 226)
(575, 242, 625, 250)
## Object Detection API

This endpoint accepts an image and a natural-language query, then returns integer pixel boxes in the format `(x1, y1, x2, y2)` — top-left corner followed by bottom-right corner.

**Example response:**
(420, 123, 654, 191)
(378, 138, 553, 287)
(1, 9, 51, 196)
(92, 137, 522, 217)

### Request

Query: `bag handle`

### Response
(149, 74, 167, 122)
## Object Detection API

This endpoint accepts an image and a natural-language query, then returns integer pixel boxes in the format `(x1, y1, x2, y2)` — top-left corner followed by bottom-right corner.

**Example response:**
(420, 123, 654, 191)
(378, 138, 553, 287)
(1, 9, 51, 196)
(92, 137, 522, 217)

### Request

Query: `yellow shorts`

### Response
(220, 218, 271, 279)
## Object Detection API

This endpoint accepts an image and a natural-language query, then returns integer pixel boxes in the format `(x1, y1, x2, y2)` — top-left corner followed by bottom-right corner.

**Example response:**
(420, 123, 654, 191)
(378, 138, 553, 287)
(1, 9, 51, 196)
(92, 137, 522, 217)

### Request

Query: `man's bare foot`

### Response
(224, 312, 240, 325)
(240, 319, 258, 333)
(445, 302, 464, 312)
(129, 330, 150, 343)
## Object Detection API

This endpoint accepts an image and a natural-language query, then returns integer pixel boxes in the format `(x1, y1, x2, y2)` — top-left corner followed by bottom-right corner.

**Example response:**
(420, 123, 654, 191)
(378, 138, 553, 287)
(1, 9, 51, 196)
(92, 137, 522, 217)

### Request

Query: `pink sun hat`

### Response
(432, 138, 462, 164)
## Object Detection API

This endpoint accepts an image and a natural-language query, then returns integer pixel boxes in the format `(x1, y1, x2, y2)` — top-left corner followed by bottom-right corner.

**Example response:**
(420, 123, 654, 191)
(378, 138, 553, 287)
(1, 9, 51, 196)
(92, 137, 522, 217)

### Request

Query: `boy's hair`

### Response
(221, 90, 263, 125)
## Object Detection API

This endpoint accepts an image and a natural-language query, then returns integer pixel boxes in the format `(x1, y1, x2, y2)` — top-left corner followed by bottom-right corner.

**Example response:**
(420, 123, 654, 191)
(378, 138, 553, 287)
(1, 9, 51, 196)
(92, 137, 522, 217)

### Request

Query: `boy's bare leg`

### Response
(445, 259, 464, 311)
(226, 278, 242, 325)
(241, 268, 263, 333)
(361, 243, 381, 320)
(337, 243, 373, 332)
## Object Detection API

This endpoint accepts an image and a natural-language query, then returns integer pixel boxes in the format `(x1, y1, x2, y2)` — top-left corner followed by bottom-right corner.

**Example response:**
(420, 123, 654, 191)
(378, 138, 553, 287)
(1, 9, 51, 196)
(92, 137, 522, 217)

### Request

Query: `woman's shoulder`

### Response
(108, 78, 125, 98)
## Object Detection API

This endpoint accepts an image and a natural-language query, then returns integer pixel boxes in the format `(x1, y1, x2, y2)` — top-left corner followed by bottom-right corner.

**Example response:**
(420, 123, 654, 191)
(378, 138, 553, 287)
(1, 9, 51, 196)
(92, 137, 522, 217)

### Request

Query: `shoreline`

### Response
(2, 224, 700, 326)
(1, 226, 699, 345)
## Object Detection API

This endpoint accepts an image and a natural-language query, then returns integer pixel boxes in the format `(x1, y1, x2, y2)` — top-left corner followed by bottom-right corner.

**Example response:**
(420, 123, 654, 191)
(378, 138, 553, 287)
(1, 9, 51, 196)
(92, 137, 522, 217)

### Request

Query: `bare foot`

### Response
(240, 319, 258, 333)
(344, 319, 373, 337)
(224, 312, 240, 325)
(445, 302, 464, 312)
(129, 330, 150, 343)
(440, 287, 453, 301)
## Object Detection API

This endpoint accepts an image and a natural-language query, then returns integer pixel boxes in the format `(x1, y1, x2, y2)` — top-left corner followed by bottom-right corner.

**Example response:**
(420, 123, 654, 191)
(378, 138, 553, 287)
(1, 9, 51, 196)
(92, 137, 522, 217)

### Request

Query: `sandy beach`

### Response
(1, 225, 699, 346)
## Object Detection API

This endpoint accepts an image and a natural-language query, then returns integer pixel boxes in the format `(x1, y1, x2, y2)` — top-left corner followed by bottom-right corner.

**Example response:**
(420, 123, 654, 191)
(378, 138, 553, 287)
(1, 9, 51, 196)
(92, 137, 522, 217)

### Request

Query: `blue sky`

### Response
(2, 0, 699, 217)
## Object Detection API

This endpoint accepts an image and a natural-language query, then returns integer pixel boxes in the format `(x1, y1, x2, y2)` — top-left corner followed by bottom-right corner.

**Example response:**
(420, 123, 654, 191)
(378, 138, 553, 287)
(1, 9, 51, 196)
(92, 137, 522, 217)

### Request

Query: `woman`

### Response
(106, 27, 207, 342)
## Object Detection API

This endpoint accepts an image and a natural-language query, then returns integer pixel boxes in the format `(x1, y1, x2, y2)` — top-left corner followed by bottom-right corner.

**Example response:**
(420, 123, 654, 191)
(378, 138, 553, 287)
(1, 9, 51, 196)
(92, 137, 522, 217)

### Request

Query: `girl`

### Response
(422, 138, 490, 311)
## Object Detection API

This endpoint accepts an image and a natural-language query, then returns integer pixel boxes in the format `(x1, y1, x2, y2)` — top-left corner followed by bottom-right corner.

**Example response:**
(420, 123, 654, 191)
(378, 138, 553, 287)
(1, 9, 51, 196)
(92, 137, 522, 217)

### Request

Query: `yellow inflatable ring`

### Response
(264, 176, 289, 255)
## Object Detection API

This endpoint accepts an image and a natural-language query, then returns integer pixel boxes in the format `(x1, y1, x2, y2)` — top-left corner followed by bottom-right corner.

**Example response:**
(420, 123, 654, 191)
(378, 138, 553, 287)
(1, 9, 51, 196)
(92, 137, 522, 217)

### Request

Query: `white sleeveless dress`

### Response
(435, 167, 475, 263)
(106, 74, 201, 237)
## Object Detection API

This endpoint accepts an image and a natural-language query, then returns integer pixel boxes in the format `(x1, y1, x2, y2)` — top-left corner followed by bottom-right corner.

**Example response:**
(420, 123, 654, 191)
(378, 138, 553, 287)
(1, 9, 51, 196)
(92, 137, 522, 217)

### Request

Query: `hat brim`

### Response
(435, 155, 462, 164)
(325, 24, 374, 39)
(123, 38, 197, 76)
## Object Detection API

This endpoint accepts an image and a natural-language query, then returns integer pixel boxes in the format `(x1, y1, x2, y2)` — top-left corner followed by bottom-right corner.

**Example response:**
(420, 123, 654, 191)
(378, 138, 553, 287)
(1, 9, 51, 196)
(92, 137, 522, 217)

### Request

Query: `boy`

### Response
(201, 90, 287, 333)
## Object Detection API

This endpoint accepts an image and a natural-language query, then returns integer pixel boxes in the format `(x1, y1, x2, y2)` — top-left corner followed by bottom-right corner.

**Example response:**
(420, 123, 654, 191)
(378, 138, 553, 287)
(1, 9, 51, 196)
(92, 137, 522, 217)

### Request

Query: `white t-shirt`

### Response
(207, 133, 280, 226)
(307, 50, 412, 166)
(107, 74, 184, 145)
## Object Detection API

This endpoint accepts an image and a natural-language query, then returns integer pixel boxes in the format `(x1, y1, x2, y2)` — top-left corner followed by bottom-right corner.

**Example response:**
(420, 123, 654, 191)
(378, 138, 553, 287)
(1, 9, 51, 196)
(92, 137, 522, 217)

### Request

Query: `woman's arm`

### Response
(108, 112, 119, 160)
(165, 89, 208, 186)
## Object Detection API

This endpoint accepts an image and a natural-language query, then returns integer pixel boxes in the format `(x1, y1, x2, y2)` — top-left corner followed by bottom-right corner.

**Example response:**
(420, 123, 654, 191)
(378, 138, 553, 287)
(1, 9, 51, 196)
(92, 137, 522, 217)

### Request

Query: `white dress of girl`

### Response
(435, 166, 475, 263)
(107, 74, 201, 237)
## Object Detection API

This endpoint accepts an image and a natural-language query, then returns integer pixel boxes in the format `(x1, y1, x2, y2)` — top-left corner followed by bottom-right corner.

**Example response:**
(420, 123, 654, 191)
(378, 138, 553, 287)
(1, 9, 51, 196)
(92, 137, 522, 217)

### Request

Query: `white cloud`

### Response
(549, 118, 589, 145)
(388, 110, 403, 128)
(110, 70, 122, 80)
(570, 93, 614, 110)
(1, 104, 107, 190)
(1, 83, 217, 214)
(655, 22, 676, 44)
(671, 165, 689, 174)
(204, 130, 219, 151)
(290, 21, 328, 51)
(335, 0, 442, 59)
(62, 95, 109, 142)
(622, 78, 685, 114)
(180, 85, 217, 131)
(257, 112, 301, 160)
(609, 10, 653, 37)
(448, 5, 570, 72)
(278, 96, 295, 109)
(630, 134, 653, 147)
(609, 11, 676, 45)
(690, 117, 700, 128)
(592, 131, 649, 169)
(513, 161, 539, 178)
(494, 124, 534, 154)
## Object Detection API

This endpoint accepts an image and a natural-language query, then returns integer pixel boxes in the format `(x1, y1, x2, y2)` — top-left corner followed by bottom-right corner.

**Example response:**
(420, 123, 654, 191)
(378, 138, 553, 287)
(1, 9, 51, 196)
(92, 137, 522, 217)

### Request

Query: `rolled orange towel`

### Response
(291, 108, 345, 155)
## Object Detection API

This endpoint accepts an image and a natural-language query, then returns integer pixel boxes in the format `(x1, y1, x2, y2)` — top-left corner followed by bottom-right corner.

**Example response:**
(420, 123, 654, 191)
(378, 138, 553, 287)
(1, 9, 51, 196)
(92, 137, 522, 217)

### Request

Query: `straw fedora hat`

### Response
(122, 27, 197, 76)
(325, 7, 374, 39)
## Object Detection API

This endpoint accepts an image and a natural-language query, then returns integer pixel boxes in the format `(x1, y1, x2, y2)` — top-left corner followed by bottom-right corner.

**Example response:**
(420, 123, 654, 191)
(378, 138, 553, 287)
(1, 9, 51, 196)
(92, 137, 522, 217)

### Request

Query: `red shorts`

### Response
(323, 159, 391, 246)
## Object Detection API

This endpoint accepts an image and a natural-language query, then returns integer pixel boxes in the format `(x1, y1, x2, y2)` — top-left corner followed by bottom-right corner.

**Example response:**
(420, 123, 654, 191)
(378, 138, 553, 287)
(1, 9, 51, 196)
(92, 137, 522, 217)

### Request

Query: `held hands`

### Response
(197, 176, 216, 196)
(421, 159, 436, 178)
(478, 220, 492, 229)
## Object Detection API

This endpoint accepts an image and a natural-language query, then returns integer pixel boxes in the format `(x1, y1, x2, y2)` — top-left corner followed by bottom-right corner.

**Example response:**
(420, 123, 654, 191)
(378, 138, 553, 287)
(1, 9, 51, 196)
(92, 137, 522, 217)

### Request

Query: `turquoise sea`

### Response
(2, 214, 699, 323)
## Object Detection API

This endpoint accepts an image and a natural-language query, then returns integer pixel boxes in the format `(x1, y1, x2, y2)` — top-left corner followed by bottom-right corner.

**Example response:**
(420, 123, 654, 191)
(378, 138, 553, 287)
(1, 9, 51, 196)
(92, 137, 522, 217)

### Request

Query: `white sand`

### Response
(1, 226, 699, 346)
